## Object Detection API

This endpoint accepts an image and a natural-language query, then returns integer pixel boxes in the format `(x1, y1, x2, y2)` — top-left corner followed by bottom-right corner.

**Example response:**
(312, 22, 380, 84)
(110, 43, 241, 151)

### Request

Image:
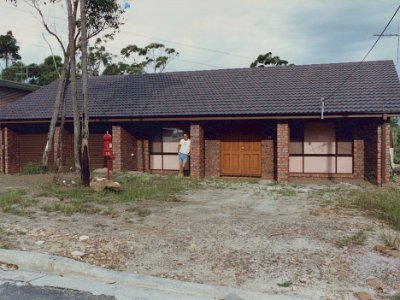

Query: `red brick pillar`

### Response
(353, 126, 365, 180)
(381, 121, 391, 186)
(277, 121, 289, 184)
(4, 127, 19, 174)
(376, 124, 383, 186)
(112, 125, 137, 172)
(137, 139, 150, 173)
(190, 123, 205, 178)
(0, 127, 3, 173)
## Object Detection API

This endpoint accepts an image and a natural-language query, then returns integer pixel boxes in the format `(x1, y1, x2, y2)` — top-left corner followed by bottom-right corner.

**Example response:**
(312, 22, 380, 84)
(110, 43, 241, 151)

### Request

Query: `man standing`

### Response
(177, 133, 190, 176)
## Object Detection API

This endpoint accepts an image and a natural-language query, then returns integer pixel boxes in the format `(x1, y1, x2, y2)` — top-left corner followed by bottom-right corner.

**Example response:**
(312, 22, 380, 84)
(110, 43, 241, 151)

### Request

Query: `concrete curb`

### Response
(0, 249, 302, 300)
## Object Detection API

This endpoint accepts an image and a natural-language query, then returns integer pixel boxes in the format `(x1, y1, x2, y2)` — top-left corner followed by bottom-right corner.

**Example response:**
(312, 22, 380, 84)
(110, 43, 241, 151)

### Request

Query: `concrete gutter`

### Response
(0, 249, 305, 300)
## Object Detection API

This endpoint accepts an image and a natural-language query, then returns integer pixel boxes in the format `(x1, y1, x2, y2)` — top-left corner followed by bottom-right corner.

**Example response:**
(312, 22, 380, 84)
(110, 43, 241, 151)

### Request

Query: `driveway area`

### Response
(0, 173, 399, 300)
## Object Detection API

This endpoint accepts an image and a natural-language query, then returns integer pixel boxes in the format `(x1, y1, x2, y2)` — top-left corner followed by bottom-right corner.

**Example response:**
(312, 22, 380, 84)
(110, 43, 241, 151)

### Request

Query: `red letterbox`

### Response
(103, 131, 113, 158)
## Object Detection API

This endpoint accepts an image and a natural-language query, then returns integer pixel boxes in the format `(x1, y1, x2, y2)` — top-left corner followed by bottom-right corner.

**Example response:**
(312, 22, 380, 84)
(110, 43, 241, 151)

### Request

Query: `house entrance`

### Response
(220, 132, 261, 176)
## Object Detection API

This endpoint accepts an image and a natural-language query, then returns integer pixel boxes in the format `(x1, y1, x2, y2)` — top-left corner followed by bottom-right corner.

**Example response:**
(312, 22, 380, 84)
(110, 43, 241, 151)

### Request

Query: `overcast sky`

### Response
(1, 0, 400, 73)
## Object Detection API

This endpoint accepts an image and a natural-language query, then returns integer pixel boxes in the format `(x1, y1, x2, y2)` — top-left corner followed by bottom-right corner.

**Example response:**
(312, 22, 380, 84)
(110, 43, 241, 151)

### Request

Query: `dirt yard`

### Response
(0, 173, 399, 300)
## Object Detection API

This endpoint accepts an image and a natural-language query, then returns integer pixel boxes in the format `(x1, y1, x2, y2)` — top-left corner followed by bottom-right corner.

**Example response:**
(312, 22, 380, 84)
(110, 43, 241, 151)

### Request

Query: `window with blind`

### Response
(289, 122, 353, 174)
(150, 128, 185, 170)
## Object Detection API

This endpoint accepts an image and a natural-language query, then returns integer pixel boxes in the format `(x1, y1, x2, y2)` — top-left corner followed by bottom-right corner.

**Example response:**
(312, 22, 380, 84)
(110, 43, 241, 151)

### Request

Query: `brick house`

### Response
(0, 79, 38, 107)
(0, 60, 399, 186)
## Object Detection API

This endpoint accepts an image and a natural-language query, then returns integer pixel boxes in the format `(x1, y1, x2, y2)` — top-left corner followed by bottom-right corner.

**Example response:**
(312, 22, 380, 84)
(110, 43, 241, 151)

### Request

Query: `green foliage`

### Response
(113, 42, 178, 74)
(250, 52, 288, 68)
(277, 281, 292, 287)
(0, 30, 21, 69)
(0, 190, 34, 216)
(343, 188, 400, 230)
(22, 164, 47, 175)
(1, 55, 62, 85)
(84, 0, 124, 40)
(391, 117, 400, 164)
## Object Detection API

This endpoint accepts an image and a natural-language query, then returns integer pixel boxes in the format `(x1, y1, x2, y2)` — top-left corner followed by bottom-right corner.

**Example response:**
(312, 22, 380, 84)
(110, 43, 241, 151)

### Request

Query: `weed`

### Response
(342, 188, 400, 230)
(0, 241, 14, 249)
(336, 227, 369, 248)
(277, 188, 296, 197)
(137, 208, 151, 217)
(94, 223, 108, 228)
(381, 230, 400, 250)
(0, 190, 34, 216)
(277, 281, 292, 288)
(22, 164, 47, 175)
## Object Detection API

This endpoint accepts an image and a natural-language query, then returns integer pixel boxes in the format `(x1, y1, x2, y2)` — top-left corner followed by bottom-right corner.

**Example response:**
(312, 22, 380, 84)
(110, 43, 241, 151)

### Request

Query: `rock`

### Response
(79, 235, 89, 242)
(374, 244, 386, 252)
(90, 178, 121, 192)
(354, 292, 373, 300)
(71, 251, 85, 258)
(299, 278, 307, 284)
(35, 241, 45, 246)
(367, 278, 384, 291)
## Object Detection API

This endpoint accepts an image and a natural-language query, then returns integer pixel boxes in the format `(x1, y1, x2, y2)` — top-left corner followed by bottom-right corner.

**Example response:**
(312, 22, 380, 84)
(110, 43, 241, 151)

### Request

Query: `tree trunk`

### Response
(67, 0, 81, 176)
(41, 55, 70, 169)
(80, 0, 90, 186)
(55, 64, 70, 170)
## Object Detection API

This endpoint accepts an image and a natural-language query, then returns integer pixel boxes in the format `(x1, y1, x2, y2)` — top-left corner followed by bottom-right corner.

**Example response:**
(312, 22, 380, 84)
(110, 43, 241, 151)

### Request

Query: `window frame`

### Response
(150, 127, 187, 171)
(289, 123, 354, 174)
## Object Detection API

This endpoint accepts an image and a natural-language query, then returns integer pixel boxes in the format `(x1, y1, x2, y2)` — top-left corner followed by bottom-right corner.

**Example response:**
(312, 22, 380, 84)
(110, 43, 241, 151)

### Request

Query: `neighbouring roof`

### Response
(0, 79, 39, 92)
(0, 60, 400, 121)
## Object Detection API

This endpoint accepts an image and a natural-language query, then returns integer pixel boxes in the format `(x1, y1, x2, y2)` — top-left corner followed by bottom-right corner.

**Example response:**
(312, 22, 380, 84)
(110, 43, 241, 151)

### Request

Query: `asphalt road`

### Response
(0, 282, 115, 300)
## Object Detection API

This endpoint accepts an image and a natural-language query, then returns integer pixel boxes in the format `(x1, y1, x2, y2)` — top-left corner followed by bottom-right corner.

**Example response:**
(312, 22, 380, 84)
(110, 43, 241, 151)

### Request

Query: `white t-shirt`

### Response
(179, 139, 191, 154)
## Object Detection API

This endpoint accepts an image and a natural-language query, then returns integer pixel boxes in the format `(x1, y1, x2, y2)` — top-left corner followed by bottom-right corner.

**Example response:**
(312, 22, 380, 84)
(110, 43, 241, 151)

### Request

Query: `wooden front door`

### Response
(220, 132, 261, 176)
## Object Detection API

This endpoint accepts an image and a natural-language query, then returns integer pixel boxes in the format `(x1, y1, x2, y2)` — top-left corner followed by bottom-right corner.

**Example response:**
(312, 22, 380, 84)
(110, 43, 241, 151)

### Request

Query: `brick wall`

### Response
(190, 123, 205, 178)
(112, 125, 137, 171)
(381, 121, 391, 186)
(137, 139, 150, 172)
(353, 124, 365, 180)
(277, 121, 289, 184)
(4, 127, 19, 174)
(0, 128, 3, 173)
(261, 125, 275, 179)
(204, 129, 220, 177)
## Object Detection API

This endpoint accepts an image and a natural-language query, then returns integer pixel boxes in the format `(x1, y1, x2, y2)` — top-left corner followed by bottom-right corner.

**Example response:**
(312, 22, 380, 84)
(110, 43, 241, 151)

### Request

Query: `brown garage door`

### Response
(220, 132, 261, 176)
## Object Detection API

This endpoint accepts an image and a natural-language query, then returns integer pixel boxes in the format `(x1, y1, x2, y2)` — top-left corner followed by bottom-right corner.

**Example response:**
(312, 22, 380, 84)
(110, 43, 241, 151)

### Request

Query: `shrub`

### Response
(22, 164, 47, 175)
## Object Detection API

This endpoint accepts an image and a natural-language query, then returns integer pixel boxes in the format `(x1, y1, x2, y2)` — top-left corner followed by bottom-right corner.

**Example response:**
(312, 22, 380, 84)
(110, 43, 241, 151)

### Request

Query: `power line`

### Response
(324, 4, 400, 102)
(0, 3, 252, 62)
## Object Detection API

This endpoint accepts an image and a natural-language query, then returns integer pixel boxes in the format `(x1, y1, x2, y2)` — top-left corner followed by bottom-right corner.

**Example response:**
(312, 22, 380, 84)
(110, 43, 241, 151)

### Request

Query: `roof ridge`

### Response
(95, 60, 395, 79)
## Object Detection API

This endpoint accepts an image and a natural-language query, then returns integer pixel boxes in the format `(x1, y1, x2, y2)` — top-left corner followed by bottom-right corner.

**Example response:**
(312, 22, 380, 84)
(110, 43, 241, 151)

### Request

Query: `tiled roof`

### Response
(0, 79, 39, 92)
(1, 60, 399, 121)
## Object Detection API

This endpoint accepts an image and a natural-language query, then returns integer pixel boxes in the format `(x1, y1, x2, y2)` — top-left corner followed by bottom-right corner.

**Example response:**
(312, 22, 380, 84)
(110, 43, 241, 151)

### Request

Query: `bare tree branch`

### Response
(41, 33, 61, 78)
(25, 0, 67, 56)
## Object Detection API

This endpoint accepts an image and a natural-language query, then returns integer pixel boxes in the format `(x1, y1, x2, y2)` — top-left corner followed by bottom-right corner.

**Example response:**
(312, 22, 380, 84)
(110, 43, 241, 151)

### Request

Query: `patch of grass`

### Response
(277, 188, 296, 197)
(94, 223, 108, 228)
(381, 230, 400, 250)
(343, 188, 400, 230)
(0, 190, 34, 216)
(137, 208, 151, 217)
(336, 227, 370, 248)
(0, 241, 14, 249)
(277, 281, 292, 288)
(22, 164, 47, 175)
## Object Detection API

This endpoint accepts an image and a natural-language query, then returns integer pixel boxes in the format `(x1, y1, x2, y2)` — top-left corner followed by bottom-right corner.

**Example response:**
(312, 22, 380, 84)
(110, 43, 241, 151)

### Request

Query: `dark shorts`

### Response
(178, 152, 188, 164)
